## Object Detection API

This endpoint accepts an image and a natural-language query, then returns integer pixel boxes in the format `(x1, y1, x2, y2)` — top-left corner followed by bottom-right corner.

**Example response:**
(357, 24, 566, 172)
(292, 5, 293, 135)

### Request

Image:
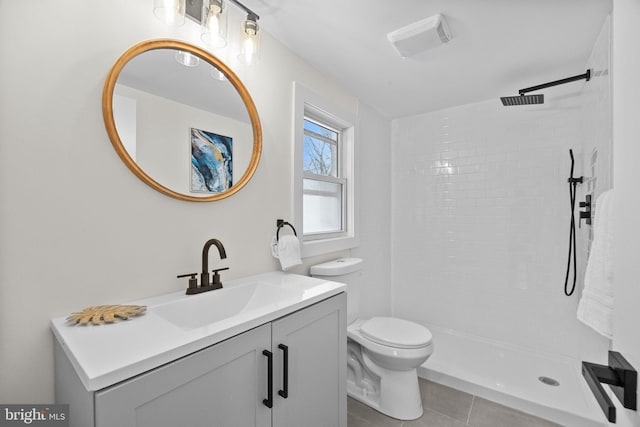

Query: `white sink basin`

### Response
(153, 282, 300, 329)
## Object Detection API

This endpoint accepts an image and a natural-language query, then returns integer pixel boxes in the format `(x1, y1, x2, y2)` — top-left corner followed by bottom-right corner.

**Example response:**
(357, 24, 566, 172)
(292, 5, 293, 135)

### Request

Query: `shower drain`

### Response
(538, 376, 560, 386)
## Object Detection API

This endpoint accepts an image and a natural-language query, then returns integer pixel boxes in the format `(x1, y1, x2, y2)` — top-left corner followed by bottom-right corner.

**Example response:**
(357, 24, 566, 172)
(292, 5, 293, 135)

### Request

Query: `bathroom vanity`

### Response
(51, 272, 346, 427)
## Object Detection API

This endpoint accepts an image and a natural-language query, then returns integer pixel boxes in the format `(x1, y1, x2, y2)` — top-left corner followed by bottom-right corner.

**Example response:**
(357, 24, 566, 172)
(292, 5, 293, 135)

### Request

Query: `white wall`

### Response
(0, 0, 391, 403)
(112, 93, 137, 160)
(352, 102, 392, 319)
(390, 17, 612, 360)
(612, 0, 640, 425)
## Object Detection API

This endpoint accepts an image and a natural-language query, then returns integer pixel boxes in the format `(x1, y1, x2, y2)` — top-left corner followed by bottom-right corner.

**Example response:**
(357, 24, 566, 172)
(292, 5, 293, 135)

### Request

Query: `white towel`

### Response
(275, 235, 302, 271)
(577, 189, 614, 339)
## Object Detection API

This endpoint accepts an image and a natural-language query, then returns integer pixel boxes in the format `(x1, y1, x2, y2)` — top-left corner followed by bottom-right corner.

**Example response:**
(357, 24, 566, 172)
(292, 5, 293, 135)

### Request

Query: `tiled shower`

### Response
(389, 16, 612, 425)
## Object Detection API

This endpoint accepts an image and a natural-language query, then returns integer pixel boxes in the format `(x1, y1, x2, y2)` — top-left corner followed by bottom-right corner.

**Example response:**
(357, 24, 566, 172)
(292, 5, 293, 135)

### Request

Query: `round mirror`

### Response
(102, 39, 262, 201)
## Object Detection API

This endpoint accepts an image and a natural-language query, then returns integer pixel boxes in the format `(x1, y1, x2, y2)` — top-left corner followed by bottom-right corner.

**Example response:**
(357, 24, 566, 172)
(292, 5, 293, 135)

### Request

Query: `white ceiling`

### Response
(246, 0, 612, 118)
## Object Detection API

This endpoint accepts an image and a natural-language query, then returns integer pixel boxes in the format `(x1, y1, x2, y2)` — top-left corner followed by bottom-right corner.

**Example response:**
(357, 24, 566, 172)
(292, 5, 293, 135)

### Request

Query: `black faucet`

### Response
(177, 239, 229, 295)
(201, 238, 227, 290)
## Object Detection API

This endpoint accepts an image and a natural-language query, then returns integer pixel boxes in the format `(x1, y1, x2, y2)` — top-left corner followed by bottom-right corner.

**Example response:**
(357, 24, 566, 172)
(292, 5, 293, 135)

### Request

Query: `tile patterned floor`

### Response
(347, 379, 563, 427)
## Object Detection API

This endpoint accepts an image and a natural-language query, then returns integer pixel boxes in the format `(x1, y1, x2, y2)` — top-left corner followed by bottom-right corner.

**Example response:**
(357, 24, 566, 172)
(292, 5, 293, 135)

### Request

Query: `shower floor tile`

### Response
(347, 378, 563, 427)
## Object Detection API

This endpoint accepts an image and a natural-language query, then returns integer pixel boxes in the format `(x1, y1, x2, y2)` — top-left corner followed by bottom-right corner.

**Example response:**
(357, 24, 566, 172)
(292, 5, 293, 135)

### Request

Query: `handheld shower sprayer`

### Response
(569, 149, 575, 178)
(565, 149, 583, 296)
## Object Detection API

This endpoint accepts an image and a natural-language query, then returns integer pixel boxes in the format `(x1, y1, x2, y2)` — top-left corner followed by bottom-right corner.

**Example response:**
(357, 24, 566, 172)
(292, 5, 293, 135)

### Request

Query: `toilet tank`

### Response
(310, 258, 363, 324)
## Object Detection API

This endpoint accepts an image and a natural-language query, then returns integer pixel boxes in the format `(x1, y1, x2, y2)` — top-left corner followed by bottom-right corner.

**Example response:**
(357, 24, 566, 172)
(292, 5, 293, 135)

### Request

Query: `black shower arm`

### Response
(519, 70, 591, 95)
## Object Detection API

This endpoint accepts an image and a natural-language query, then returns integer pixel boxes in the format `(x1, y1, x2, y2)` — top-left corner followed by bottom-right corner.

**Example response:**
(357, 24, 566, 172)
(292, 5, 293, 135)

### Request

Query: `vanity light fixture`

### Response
(153, 0, 261, 62)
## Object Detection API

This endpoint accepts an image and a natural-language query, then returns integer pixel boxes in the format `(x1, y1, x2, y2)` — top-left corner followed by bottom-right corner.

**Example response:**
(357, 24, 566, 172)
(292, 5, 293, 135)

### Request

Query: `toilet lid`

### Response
(360, 317, 432, 349)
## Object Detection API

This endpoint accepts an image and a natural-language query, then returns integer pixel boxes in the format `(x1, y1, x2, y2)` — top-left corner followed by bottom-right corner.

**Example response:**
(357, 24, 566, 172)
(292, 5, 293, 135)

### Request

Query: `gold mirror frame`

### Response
(102, 39, 262, 202)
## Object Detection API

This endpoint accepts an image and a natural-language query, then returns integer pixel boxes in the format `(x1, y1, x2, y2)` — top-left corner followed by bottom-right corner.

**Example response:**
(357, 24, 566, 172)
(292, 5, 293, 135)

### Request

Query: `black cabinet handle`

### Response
(263, 350, 273, 408)
(278, 344, 289, 399)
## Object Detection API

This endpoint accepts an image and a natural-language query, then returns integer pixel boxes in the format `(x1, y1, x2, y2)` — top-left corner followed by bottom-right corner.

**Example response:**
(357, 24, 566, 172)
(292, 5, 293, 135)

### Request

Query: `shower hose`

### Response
(564, 149, 581, 296)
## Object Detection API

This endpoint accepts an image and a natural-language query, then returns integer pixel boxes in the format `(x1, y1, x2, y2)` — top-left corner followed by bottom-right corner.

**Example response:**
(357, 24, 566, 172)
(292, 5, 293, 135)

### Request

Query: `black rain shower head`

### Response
(500, 69, 591, 107)
(501, 94, 544, 106)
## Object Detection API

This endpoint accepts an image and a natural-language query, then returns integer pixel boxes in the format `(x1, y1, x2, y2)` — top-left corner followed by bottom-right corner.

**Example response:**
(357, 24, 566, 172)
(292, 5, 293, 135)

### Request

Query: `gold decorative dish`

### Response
(67, 305, 147, 325)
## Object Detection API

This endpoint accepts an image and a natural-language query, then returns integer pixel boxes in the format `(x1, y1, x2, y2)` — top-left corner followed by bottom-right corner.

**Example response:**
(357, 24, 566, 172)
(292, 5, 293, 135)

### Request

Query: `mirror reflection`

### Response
(103, 40, 261, 201)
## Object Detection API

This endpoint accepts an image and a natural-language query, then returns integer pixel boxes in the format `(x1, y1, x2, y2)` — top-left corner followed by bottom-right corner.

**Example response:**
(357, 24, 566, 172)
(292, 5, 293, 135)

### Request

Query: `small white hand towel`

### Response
(276, 235, 302, 271)
(577, 189, 614, 339)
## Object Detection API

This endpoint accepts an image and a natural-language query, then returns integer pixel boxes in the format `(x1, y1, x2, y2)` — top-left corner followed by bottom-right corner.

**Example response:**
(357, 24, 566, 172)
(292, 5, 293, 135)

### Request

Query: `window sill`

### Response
(301, 234, 359, 258)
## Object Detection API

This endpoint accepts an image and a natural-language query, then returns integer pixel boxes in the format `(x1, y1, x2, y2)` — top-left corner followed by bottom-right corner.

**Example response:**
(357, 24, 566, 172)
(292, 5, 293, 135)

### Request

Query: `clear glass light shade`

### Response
(239, 17, 260, 65)
(153, 0, 185, 26)
(201, 0, 228, 48)
(174, 50, 200, 67)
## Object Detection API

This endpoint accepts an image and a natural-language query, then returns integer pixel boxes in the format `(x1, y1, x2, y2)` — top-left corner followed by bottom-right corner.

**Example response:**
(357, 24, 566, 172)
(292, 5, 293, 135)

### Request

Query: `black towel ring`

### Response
(276, 219, 297, 241)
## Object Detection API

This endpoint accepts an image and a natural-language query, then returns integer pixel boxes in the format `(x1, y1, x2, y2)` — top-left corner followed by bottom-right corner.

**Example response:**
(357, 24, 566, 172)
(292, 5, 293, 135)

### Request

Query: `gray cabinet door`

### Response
(95, 324, 272, 427)
(271, 294, 347, 427)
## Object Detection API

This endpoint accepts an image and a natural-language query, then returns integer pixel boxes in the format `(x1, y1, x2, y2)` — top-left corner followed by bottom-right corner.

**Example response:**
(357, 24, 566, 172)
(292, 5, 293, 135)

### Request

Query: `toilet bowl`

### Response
(310, 258, 434, 420)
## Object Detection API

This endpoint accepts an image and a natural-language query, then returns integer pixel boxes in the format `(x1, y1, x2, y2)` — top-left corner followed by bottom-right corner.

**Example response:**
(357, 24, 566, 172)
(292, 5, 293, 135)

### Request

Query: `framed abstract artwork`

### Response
(190, 128, 233, 193)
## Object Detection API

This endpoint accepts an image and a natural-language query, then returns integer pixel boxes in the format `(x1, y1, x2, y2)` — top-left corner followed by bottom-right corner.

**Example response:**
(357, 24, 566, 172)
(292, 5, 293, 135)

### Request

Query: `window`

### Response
(293, 83, 358, 257)
(303, 118, 344, 236)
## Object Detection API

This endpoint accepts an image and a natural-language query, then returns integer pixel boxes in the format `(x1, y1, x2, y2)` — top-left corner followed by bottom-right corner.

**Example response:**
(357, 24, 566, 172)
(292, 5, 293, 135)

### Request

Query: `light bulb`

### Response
(201, 0, 227, 48)
(207, 13, 220, 34)
(243, 38, 255, 64)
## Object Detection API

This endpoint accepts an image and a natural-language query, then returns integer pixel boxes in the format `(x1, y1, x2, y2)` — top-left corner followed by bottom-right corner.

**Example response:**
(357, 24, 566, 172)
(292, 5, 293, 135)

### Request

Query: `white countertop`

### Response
(51, 271, 346, 391)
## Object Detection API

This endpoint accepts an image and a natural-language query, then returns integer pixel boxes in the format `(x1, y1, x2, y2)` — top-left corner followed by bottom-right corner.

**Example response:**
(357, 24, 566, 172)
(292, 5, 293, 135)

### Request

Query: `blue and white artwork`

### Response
(190, 128, 233, 193)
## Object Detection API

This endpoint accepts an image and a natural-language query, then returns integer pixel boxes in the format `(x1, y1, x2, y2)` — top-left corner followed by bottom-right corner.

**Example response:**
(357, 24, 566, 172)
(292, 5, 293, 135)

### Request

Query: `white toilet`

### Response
(310, 258, 433, 420)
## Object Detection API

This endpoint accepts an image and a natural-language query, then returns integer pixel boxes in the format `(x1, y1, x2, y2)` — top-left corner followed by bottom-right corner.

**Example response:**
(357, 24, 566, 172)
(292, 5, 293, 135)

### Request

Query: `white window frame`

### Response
(293, 82, 358, 257)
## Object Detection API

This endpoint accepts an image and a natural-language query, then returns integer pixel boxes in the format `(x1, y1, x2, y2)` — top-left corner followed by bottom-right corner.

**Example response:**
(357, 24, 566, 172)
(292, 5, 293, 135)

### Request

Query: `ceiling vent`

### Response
(387, 14, 452, 58)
